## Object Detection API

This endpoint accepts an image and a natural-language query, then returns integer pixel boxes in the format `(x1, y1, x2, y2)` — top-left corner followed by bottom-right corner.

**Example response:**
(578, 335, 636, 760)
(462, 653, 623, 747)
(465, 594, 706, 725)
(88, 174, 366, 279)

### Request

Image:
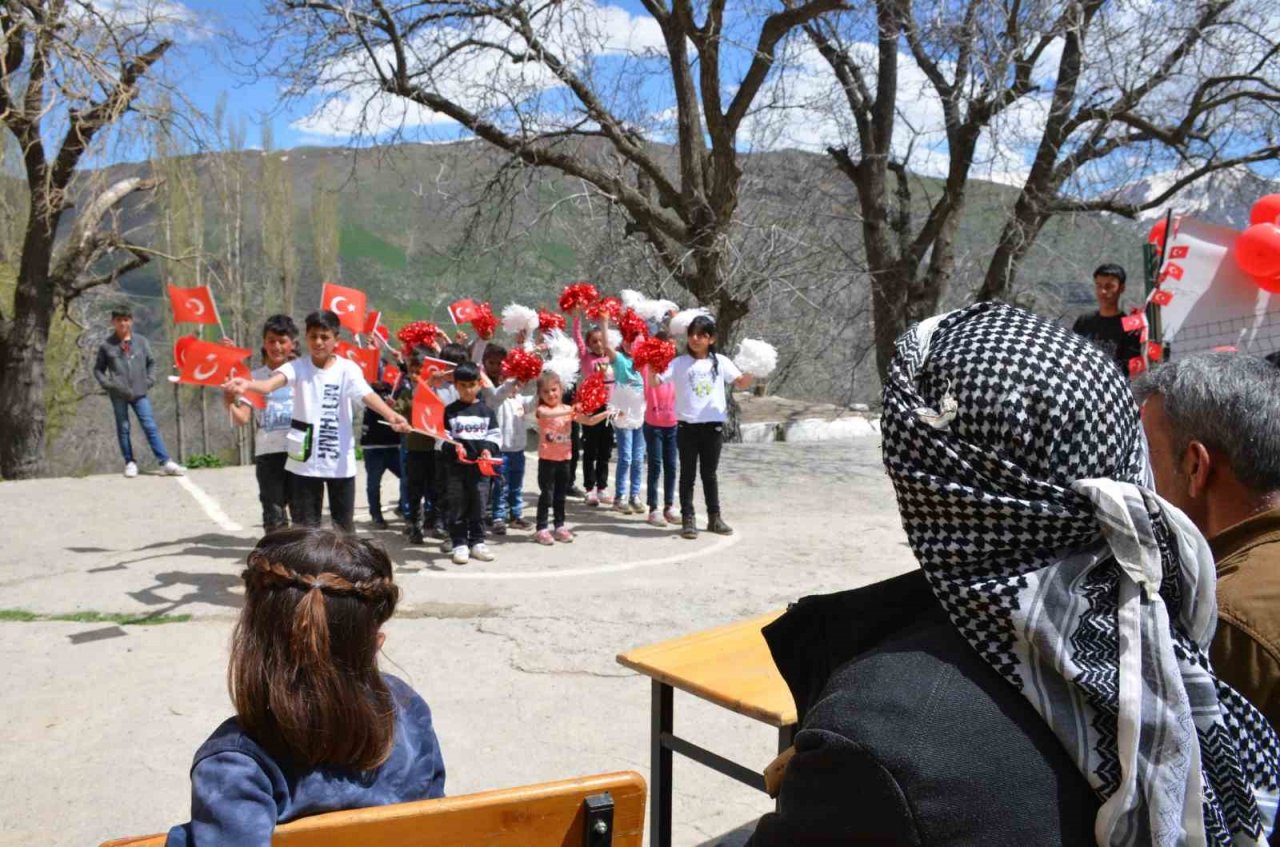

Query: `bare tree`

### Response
(268, 0, 847, 347)
(803, 0, 1280, 377)
(0, 1, 173, 479)
(261, 122, 298, 313)
(310, 164, 340, 285)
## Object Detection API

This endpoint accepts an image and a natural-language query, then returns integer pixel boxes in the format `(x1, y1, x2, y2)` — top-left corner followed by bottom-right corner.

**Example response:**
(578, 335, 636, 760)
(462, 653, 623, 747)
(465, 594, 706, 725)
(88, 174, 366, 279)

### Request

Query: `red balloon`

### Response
(1148, 218, 1167, 247)
(1254, 273, 1280, 294)
(1250, 194, 1280, 227)
(1235, 223, 1280, 279)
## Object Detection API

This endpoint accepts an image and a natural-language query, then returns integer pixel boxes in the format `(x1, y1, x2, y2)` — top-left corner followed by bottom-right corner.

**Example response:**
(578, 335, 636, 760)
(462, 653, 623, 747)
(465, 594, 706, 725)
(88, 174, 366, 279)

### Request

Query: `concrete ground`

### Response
(0, 440, 915, 847)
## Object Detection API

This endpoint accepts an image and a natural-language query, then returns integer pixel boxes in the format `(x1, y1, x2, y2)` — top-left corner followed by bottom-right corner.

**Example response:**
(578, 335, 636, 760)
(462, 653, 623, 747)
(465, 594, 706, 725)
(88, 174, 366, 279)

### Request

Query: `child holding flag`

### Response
(224, 310, 411, 533)
(224, 314, 298, 533)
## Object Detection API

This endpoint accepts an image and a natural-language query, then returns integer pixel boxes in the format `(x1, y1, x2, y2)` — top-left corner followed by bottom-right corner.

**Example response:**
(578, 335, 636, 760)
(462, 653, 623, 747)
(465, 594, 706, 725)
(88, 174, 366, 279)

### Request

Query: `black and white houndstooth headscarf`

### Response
(882, 302, 1279, 846)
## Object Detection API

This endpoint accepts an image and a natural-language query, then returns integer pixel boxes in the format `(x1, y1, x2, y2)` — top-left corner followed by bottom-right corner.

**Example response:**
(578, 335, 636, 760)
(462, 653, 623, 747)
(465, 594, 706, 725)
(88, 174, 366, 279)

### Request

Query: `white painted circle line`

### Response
(174, 475, 244, 532)
(409, 531, 741, 580)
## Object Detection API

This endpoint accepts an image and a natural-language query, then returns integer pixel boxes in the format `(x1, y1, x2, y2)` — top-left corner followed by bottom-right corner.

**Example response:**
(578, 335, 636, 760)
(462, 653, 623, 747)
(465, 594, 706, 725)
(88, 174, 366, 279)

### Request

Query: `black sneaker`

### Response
(430, 524, 448, 540)
(509, 516, 533, 530)
(408, 526, 425, 544)
(706, 513, 734, 535)
(371, 514, 389, 530)
(490, 520, 508, 536)
(568, 486, 587, 499)
(681, 514, 698, 540)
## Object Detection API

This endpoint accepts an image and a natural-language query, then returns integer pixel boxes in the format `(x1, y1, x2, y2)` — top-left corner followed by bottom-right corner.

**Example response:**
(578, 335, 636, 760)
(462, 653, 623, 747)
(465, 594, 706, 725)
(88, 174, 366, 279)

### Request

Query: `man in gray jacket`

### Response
(93, 305, 183, 478)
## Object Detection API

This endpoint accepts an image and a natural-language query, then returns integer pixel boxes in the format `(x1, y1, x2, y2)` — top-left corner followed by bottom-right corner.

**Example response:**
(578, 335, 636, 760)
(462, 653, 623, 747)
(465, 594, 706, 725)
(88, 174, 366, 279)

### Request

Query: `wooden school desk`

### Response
(616, 611, 797, 847)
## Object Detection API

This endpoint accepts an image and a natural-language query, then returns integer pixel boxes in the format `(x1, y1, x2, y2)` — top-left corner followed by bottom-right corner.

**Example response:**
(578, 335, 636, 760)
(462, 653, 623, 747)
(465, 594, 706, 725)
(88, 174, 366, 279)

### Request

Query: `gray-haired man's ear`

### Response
(1182, 440, 1213, 501)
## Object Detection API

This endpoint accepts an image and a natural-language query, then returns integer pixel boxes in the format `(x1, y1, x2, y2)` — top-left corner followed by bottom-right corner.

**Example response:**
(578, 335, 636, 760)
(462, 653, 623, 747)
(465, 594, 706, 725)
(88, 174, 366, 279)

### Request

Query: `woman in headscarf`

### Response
(749, 302, 1279, 846)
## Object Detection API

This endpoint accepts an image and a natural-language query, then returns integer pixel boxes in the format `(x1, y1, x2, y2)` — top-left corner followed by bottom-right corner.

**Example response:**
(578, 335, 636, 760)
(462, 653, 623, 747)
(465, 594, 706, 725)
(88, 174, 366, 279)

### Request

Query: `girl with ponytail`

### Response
(653, 314, 754, 540)
(166, 528, 445, 846)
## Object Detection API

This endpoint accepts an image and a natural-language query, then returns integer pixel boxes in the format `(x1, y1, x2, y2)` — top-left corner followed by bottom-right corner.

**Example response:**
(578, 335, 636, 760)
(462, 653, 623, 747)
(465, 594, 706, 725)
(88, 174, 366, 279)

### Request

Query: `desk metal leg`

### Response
(776, 723, 796, 812)
(651, 680, 673, 847)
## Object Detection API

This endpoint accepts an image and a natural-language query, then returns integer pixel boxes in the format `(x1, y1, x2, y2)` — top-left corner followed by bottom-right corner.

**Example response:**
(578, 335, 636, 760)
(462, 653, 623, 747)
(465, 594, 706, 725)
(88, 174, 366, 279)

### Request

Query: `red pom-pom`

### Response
(573, 370, 609, 414)
(470, 303, 498, 339)
(559, 283, 599, 313)
(501, 348, 544, 383)
(396, 320, 442, 350)
(587, 296, 623, 322)
(631, 336, 676, 374)
(618, 308, 648, 344)
(538, 308, 566, 333)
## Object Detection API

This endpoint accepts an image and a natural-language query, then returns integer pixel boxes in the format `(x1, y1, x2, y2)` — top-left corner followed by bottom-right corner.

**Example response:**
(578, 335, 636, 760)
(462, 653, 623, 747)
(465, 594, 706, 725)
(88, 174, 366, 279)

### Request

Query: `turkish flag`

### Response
(448, 299, 480, 325)
(382, 363, 402, 387)
(321, 282, 367, 334)
(172, 339, 251, 387)
(1148, 341, 1165, 362)
(420, 356, 456, 378)
(1151, 289, 1174, 307)
(336, 341, 379, 383)
(173, 334, 199, 368)
(1128, 356, 1148, 378)
(1121, 312, 1147, 334)
(411, 381, 447, 439)
(168, 285, 218, 325)
(363, 310, 383, 338)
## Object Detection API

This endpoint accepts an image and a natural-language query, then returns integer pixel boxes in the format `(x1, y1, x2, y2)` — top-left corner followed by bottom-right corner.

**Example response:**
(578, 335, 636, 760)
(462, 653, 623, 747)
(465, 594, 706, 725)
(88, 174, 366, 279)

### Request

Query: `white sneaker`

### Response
(647, 509, 665, 527)
(611, 497, 629, 514)
(451, 546, 470, 565)
(162, 460, 186, 476)
(585, 489, 599, 507)
(470, 543, 495, 562)
(123, 462, 138, 478)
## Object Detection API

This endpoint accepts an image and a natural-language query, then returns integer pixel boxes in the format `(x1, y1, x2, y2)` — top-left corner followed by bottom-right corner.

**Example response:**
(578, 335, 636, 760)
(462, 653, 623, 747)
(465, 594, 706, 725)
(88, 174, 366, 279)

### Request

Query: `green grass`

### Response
(0, 609, 191, 626)
(341, 224, 407, 269)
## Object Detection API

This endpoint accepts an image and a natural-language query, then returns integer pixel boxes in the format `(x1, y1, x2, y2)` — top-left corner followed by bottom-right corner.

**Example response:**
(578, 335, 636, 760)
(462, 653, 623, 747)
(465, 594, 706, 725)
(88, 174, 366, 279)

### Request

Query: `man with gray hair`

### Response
(1136, 352, 1280, 729)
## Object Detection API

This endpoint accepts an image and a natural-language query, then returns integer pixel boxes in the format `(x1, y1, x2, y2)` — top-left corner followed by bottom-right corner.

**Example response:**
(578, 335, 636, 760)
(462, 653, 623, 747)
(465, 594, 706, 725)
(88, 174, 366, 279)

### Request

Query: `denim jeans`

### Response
(362, 447, 402, 520)
(614, 427, 646, 501)
(493, 450, 527, 521)
(643, 423, 677, 510)
(109, 394, 170, 464)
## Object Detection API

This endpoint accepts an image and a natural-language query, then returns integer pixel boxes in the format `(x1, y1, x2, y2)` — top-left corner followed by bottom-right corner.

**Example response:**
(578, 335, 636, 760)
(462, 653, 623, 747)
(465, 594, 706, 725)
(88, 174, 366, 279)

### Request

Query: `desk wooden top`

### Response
(617, 610, 797, 727)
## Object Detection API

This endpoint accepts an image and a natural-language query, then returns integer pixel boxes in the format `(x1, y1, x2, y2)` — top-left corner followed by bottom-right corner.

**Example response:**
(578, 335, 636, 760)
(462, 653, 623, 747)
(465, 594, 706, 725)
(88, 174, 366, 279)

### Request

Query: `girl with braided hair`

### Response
(166, 528, 445, 846)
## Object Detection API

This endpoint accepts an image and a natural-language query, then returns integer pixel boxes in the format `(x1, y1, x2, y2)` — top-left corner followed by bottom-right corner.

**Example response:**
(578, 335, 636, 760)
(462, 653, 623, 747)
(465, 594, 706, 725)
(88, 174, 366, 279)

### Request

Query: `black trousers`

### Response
(404, 450, 436, 528)
(536, 458, 570, 530)
(255, 452, 292, 532)
(446, 464, 488, 547)
(678, 422, 724, 518)
(581, 419, 613, 491)
(290, 473, 357, 533)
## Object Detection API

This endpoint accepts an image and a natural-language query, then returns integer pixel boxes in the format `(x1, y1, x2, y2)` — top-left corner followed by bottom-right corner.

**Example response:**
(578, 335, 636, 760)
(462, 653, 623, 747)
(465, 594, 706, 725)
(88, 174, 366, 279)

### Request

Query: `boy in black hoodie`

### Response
(442, 361, 501, 565)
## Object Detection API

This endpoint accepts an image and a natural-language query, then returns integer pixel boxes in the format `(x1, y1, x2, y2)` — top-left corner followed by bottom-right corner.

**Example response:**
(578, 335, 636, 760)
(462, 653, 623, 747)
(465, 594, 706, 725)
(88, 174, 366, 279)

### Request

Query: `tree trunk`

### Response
(0, 221, 57, 479)
(977, 196, 1046, 303)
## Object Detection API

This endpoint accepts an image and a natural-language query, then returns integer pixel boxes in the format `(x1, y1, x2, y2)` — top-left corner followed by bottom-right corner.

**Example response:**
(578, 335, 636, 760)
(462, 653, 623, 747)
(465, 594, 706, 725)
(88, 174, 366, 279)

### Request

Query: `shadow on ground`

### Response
(694, 820, 758, 846)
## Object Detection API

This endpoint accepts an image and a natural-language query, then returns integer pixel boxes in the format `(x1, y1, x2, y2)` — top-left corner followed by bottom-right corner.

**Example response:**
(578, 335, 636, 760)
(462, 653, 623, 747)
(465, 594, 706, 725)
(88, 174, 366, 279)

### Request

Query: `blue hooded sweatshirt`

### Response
(166, 674, 445, 846)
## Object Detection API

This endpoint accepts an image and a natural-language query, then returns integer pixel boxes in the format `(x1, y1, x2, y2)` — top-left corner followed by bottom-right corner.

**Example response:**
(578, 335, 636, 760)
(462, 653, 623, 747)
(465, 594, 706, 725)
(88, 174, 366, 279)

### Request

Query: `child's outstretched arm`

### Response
(223, 372, 287, 397)
(733, 373, 754, 389)
(222, 389, 253, 426)
(575, 409, 615, 426)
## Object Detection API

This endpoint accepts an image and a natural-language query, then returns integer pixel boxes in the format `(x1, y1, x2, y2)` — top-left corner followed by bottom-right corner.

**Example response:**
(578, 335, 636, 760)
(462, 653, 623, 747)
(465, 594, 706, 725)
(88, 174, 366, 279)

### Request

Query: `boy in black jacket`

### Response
(443, 361, 501, 565)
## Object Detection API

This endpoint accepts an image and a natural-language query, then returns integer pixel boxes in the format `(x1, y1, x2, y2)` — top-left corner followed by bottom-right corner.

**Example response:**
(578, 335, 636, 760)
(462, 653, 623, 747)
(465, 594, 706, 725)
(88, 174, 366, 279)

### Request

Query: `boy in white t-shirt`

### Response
(224, 314, 299, 533)
(224, 310, 410, 533)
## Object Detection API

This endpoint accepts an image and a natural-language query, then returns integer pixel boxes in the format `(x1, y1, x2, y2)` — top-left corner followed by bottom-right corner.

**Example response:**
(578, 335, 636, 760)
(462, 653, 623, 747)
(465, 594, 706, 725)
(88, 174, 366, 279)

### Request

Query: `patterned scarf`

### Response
(881, 302, 1279, 846)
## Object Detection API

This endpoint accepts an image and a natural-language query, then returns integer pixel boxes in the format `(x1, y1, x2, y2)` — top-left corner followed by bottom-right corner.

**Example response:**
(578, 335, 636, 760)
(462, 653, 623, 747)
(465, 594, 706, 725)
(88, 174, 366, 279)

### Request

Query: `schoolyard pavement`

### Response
(0, 440, 916, 846)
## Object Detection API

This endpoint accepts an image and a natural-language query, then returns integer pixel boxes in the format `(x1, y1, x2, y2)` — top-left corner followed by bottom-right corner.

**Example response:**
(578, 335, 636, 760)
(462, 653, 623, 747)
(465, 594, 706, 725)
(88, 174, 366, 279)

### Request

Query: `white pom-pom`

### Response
(606, 328, 622, 350)
(619, 289, 647, 310)
(636, 299, 679, 323)
(543, 328, 577, 362)
(669, 307, 711, 340)
(501, 303, 539, 336)
(545, 355, 580, 388)
(733, 338, 778, 377)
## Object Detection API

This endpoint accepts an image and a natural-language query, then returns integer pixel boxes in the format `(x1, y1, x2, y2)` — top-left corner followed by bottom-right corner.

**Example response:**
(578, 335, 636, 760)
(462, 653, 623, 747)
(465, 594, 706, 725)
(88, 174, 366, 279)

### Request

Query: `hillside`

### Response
(36, 140, 1189, 475)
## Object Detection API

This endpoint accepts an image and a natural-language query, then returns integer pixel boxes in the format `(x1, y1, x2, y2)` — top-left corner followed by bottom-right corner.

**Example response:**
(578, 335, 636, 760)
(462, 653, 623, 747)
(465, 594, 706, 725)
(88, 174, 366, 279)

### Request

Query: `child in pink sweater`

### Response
(642, 330, 679, 527)
(572, 310, 617, 506)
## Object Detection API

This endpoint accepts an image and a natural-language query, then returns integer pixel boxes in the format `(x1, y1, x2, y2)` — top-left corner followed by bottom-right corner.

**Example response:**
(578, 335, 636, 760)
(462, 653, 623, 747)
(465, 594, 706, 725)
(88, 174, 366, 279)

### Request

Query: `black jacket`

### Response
(94, 333, 156, 400)
(747, 570, 1099, 847)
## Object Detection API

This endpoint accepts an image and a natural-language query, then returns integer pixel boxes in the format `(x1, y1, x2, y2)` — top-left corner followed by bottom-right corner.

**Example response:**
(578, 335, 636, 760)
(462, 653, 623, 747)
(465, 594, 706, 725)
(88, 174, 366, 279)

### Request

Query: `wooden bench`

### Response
(617, 611, 796, 847)
(99, 771, 646, 847)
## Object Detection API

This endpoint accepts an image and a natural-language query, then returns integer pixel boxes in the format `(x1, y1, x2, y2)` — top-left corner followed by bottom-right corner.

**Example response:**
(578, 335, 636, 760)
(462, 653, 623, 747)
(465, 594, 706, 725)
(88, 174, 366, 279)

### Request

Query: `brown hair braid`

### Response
(230, 528, 401, 771)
